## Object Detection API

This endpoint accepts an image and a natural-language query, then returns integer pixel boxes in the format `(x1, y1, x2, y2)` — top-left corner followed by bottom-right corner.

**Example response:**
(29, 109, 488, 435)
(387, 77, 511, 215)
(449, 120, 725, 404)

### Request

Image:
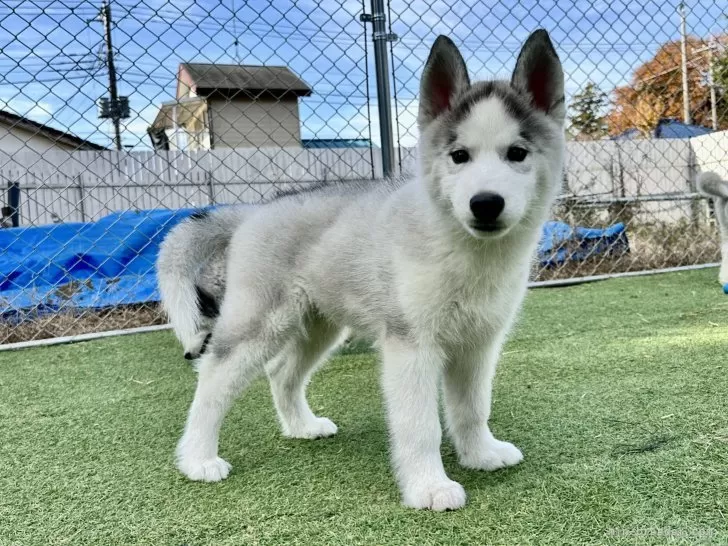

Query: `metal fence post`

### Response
(7, 181, 20, 227)
(365, 0, 397, 179)
(77, 175, 87, 222)
(206, 170, 216, 205)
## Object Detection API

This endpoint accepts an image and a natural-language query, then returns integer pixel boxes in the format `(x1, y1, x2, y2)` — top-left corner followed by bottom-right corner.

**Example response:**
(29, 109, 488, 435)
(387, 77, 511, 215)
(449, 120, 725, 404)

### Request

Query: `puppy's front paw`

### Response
(402, 479, 467, 511)
(285, 417, 338, 439)
(177, 455, 232, 482)
(460, 438, 523, 471)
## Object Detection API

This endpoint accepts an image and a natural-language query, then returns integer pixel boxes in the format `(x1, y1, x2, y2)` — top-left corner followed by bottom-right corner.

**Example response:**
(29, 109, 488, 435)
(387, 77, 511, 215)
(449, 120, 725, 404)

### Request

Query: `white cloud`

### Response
(0, 98, 53, 121)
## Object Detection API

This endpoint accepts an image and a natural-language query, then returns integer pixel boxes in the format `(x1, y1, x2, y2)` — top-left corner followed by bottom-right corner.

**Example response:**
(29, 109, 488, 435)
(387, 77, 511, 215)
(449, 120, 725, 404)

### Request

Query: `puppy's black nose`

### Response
(469, 192, 505, 224)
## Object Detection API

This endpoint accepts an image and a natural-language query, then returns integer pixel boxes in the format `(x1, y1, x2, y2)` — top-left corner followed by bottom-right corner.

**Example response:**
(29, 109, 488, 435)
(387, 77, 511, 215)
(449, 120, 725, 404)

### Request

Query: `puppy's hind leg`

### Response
(266, 317, 345, 439)
(175, 299, 304, 482)
(714, 198, 728, 285)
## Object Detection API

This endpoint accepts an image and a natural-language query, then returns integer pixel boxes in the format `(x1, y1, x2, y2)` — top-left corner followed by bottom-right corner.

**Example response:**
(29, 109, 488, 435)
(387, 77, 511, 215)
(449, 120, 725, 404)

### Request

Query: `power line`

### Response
(0, 0, 95, 5)
(100, 2, 653, 66)
(231, 0, 240, 63)
(0, 0, 709, 55)
(0, 62, 98, 72)
(52, 44, 105, 122)
(0, 72, 104, 86)
(113, 3, 673, 53)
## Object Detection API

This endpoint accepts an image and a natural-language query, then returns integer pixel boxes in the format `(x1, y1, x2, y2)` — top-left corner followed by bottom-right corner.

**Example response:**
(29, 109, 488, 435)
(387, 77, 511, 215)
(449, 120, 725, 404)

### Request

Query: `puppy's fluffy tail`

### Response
(697, 171, 728, 200)
(157, 206, 248, 359)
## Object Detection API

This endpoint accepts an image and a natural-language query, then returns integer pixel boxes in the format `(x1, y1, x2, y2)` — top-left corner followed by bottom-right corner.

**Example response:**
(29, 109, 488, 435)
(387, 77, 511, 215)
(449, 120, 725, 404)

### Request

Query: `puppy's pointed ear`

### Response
(418, 35, 470, 130)
(511, 29, 565, 121)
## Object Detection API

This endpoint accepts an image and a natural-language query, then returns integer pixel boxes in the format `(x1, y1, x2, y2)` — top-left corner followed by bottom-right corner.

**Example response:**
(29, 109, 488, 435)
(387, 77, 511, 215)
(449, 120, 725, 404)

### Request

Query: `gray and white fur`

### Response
(157, 205, 249, 359)
(697, 171, 728, 284)
(163, 30, 566, 511)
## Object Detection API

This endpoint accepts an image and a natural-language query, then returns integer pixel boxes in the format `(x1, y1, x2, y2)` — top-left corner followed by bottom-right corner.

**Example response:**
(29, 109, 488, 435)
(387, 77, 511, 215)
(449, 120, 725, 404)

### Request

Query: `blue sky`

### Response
(0, 0, 725, 148)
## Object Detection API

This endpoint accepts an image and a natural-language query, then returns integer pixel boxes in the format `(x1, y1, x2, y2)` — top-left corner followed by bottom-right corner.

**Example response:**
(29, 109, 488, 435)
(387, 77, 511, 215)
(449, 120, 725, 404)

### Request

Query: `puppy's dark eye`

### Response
(450, 149, 470, 164)
(506, 146, 529, 162)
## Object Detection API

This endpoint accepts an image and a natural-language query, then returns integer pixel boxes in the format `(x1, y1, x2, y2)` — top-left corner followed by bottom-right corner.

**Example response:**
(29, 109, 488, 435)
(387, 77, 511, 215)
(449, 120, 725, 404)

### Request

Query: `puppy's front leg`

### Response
(443, 340, 523, 471)
(381, 336, 466, 511)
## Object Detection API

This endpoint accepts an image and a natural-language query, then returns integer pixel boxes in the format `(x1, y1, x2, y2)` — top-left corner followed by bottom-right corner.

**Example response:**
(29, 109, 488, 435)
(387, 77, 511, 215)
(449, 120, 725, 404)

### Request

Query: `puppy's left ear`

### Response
(511, 29, 565, 122)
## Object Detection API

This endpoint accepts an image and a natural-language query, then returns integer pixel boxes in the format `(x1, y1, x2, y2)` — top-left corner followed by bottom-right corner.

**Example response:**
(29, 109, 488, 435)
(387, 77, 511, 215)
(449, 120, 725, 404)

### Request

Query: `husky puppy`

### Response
(162, 30, 565, 511)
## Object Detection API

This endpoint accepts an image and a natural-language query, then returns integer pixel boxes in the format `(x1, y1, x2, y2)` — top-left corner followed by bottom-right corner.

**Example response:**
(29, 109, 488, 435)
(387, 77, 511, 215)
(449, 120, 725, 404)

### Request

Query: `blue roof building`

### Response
(612, 118, 712, 140)
(302, 138, 375, 149)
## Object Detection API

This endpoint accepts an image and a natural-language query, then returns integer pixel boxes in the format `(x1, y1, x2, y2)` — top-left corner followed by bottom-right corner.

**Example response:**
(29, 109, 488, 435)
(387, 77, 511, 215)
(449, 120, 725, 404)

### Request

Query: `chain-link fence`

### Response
(0, 0, 726, 344)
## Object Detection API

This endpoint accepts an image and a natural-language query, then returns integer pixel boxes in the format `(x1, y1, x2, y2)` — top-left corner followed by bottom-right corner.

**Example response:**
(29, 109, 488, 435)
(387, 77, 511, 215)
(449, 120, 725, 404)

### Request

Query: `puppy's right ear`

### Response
(418, 36, 470, 130)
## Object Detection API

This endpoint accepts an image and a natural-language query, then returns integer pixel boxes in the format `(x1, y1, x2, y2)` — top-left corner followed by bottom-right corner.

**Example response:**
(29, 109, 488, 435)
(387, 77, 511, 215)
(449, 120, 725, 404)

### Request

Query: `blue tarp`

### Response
(0, 210, 628, 318)
(539, 221, 629, 268)
(0, 209, 200, 319)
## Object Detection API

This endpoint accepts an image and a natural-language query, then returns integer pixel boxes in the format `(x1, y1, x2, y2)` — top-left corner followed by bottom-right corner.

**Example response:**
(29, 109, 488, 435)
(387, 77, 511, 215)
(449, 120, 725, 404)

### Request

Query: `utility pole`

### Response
(708, 37, 719, 130)
(101, 1, 121, 150)
(679, 2, 691, 125)
(91, 1, 128, 150)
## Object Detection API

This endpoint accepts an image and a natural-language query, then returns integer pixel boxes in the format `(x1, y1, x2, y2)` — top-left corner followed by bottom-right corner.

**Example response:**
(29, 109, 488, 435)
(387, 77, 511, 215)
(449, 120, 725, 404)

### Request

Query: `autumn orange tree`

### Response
(607, 37, 728, 136)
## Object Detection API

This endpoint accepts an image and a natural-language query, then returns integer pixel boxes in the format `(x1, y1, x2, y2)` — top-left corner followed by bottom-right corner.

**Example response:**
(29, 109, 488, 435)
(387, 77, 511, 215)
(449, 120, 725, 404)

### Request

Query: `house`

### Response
(150, 63, 312, 151)
(0, 109, 106, 154)
(612, 118, 713, 140)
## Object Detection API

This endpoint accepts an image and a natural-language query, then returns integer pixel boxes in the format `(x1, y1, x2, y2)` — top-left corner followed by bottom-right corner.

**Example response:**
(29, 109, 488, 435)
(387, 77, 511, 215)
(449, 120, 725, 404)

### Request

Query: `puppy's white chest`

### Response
(397, 260, 520, 342)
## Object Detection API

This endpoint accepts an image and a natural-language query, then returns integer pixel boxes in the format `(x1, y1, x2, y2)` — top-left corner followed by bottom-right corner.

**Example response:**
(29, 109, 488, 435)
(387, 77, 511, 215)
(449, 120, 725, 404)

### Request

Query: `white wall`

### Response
(208, 97, 302, 149)
(0, 146, 380, 225)
(692, 131, 728, 180)
(0, 123, 82, 156)
(1, 130, 726, 226)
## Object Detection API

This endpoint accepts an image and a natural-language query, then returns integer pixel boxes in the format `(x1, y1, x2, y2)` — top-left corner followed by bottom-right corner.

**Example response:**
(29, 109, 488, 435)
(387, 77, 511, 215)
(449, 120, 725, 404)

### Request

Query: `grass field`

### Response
(1, 269, 727, 545)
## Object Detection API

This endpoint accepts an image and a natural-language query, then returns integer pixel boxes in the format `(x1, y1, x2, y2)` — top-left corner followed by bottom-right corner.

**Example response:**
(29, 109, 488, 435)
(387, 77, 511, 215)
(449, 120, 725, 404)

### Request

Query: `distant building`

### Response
(301, 138, 374, 149)
(612, 118, 713, 140)
(0, 109, 105, 154)
(150, 63, 312, 150)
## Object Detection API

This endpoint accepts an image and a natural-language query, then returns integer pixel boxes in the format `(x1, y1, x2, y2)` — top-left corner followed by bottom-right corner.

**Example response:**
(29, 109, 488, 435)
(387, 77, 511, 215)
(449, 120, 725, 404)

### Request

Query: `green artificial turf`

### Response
(1, 269, 727, 545)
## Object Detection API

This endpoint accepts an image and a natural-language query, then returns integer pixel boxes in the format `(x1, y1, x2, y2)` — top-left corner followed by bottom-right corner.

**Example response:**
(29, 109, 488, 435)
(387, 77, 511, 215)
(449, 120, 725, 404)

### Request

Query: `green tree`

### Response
(569, 82, 608, 140)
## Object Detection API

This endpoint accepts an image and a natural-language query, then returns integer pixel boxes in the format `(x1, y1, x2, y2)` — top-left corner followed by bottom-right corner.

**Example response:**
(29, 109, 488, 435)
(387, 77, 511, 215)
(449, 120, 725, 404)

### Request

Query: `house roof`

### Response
(653, 118, 712, 139)
(151, 97, 207, 130)
(0, 109, 106, 150)
(180, 63, 312, 97)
